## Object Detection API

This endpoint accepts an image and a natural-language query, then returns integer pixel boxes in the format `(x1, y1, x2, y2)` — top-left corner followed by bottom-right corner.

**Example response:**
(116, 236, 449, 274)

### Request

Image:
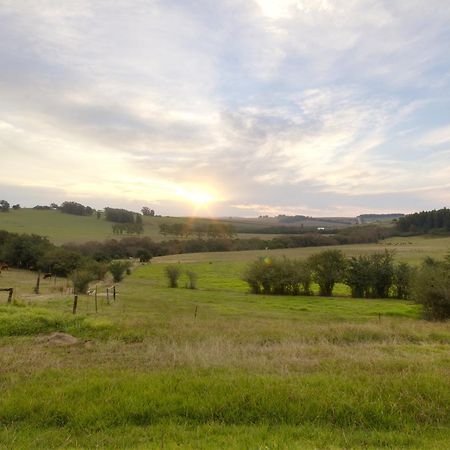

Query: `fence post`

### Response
(7, 288, 13, 303)
(106, 288, 110, 304)
(95, 285, 98, 313)
(73, 295, 78, 314)
(34, 273, 40, 294)
(113, 285, 116, 302)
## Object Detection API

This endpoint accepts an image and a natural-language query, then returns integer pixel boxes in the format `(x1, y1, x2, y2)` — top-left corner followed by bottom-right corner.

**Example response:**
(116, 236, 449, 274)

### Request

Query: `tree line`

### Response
(397, 207, 450, 233)
(243, 250, 413, 299)
(243, 250, 450, 320)
(159, 222, 235, 238)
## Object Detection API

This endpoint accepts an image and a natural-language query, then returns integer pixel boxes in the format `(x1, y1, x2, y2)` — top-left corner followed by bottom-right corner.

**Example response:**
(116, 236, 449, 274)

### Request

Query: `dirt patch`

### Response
(37, 332, 80, 347)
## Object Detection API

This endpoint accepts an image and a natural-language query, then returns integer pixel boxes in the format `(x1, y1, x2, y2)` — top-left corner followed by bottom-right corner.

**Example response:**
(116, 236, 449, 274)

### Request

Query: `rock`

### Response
(38, 332, 80, 347)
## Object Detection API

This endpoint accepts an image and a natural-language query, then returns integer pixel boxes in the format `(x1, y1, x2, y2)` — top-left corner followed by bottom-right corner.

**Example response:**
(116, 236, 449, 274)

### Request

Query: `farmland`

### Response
(0, 236, 449, 448)
(0, 208, 357, 245)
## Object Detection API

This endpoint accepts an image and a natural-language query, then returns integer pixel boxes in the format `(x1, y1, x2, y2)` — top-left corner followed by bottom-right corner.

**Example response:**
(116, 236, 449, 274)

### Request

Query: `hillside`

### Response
(0, 208, 386, 245)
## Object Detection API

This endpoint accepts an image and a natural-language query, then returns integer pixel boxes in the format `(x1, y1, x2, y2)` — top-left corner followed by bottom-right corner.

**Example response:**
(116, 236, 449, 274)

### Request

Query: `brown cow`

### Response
(43, 273, 52, 279)
(0, 264, 8, 271)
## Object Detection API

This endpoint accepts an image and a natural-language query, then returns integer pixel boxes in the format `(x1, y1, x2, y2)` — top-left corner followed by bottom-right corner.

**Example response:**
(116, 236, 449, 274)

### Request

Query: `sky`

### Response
(0, 0, 449, 217)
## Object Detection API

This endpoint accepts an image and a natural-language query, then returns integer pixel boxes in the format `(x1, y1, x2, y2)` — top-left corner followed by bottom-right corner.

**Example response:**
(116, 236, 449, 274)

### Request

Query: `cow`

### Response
(0, 264, 9, 271)
(43, 273, 52, 279)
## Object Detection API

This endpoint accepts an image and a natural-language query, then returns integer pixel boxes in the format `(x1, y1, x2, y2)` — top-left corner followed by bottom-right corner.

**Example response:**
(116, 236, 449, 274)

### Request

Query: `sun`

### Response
(176, 186, 215, 207)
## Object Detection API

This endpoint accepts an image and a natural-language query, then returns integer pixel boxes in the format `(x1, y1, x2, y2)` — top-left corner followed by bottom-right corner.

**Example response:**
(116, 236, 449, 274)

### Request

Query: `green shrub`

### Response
(185, 270, 198, 289)
(109, 261, 131, 283)
(71, 269, 97, 294)
(393, 262, 415, 299)
(413, 258, 450, 320)
(165, 265, 182, 288)
(308, 250, 346, 296)
(243, 258, 312, 296)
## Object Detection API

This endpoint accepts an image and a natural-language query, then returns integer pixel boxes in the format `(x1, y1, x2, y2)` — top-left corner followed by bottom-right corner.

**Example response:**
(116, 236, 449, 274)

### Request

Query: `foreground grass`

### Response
(0, 258, 449, 448)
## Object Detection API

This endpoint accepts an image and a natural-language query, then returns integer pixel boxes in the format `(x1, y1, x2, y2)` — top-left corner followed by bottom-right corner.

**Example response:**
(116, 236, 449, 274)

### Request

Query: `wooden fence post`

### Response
(34, 273, 41, 294)
(73, 295, 78, 314)
(7, 288, 13, 303)
(95, 285, 98, 313)
(106, 288, 110, 304)
(113, 285, 116, 301)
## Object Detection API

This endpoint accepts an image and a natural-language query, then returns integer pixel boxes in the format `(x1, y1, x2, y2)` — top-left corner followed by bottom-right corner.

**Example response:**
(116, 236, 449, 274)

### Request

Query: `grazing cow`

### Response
(43, 273, 52, 279)
(0, 264, 9, 271)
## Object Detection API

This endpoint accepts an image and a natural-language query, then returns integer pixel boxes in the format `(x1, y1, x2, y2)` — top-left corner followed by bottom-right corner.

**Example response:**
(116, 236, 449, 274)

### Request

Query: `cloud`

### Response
(0, 0, 449, 215)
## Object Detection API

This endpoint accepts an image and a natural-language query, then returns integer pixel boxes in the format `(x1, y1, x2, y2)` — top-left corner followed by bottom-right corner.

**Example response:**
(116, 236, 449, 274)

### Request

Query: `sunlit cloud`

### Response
(0, 0, 449, 215)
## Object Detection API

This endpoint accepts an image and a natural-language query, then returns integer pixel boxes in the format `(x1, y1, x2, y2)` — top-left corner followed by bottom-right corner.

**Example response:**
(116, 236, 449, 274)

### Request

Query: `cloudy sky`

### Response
(1, 0, 449, 217)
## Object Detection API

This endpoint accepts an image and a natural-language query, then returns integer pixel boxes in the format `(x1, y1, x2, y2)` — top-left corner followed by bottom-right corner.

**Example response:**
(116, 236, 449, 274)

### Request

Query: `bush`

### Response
(186, 270, 198, 289)
(242, 258, 312, 296)
(165, 265, 182, 288)
(109, 261, 131, 283)
(308, 250, 346, 296)
(344, 251, 395, 299)
(344, 255, 373, 298)
(393, 262, 415, 299)
(413, 258, 450, 320)
(71, 269, 97, 294)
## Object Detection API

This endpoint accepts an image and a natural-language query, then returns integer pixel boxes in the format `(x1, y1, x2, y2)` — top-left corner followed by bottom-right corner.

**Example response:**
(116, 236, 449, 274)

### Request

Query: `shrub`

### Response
(109, 261, 131, 283)
(412, 258, 450, 320)
(165, 265, 182, 288)
(393, 262, 415, 299)
(344, 255, 373, 298)
(308, 250, 346, 296)
(186, 270, 198, 289)
(242, 258, 313, 296)
(370, 250, 394, 298)
(71, 269, 97, 294)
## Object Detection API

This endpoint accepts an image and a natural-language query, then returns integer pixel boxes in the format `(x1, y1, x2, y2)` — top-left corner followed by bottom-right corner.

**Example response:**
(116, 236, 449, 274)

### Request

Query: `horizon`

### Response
(1, 1, 450, 216)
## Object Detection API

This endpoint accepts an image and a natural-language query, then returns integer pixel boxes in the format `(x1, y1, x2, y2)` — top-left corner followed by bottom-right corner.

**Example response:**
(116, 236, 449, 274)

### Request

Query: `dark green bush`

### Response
(109, 261, 131, 283)
(413, 258, 450, 320)
(308, 250, 346, 296)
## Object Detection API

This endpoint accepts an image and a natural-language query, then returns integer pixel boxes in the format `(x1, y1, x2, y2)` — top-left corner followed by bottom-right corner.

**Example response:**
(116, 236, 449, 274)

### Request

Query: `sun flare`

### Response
(176, 186, 215, 207)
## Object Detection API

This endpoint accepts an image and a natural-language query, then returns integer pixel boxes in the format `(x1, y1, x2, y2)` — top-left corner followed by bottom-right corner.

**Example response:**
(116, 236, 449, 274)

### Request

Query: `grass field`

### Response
(0, 238, 450, 448)
(0, 209, 286, 244)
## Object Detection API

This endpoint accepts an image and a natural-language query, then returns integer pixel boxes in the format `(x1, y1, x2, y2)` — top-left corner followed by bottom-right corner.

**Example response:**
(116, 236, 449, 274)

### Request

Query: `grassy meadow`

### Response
(0, 237, 450, 448)
(0, 208, 349, 244)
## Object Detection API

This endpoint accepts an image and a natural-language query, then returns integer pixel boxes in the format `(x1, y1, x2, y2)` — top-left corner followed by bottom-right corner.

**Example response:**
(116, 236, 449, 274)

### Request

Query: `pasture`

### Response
(0, 238, 450, 449)
(0, 208, 352, 244)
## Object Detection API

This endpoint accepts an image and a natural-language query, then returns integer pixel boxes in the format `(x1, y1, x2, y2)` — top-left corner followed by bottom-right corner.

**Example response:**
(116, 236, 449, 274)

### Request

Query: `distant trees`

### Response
(141, 207, 155, 216)
(12, 204, 21, 210)
(60, 201, 94, 216)
(0, 200, 10, 212)
(104, 207, 136, 223)
(397, 208, 450, 233)
(158, 222, 235, 239)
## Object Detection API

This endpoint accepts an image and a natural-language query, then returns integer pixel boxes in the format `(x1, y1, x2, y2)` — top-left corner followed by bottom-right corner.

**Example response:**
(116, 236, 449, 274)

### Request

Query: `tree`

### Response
(104, 207, 135, 223)
(308, 250, 346, 296)
(60, 201, 94, 216)
(0, 200, 10, 212)
(393, 262, 415, 299)
(12, 204, 21, 210)
(141, 207, 155, 216)
(344, 255, 373, 298)
(370, 250, 394, 298)
(412, 257, 450, 320)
